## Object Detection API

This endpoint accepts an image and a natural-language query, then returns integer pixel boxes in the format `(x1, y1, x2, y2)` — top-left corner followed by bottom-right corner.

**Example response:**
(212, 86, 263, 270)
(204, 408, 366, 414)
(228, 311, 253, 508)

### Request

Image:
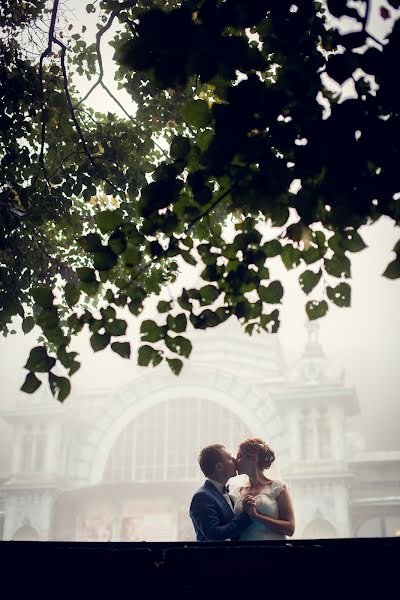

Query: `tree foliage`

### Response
(1, 0, 400, 400)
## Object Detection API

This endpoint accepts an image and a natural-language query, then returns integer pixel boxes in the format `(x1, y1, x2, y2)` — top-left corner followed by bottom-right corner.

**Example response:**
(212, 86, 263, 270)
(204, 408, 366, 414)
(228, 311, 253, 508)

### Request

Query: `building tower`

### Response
(273, 322, 359, 538)
(0, 389, 68, 540)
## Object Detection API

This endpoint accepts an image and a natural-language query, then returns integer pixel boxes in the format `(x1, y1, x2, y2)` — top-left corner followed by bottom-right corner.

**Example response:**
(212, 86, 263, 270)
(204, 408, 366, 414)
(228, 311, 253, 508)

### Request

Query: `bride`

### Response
(231, 438, 295, 541)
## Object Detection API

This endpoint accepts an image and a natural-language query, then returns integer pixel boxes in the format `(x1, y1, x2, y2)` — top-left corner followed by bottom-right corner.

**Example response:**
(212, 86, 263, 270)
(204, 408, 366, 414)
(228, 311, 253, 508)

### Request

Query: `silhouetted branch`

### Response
(34, 0, 62, 187)
(52, 37, 126, 197)
(361, 0, 384, 47)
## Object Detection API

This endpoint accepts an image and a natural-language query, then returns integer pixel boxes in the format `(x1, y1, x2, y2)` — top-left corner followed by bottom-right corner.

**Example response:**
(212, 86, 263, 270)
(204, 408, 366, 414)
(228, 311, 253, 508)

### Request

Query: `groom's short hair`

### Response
(198, 444, 225, 477)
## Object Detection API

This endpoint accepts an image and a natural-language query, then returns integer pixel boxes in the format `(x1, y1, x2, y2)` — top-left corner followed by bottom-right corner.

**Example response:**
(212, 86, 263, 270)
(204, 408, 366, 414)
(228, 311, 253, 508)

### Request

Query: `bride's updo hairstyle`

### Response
(239, 438, 275, 470)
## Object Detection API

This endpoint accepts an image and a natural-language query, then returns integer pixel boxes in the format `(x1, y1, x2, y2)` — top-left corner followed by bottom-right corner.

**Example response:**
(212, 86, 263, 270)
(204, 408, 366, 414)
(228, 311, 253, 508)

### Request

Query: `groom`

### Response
(189, 444, 252, 541)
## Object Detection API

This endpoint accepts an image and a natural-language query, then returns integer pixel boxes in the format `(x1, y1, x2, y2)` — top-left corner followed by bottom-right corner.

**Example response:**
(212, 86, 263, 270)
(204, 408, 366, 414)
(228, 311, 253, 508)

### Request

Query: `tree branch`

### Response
(73, 1, 138, 109)
(53, 38, 124, 197)
(361, 0, 384, 47)
(73, 8, 118, 109)
(185, 182, 238, 233)
(34, 0, 62, 187)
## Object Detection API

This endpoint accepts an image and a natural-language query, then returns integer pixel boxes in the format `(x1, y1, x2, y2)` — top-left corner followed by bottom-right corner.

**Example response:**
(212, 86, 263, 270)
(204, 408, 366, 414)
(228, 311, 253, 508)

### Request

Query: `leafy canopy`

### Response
(1, 0, 400, 401)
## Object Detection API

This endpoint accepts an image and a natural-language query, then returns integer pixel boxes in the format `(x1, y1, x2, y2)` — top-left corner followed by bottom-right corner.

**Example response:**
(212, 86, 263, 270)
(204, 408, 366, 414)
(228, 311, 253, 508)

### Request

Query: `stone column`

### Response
(12, 427, 24, 475)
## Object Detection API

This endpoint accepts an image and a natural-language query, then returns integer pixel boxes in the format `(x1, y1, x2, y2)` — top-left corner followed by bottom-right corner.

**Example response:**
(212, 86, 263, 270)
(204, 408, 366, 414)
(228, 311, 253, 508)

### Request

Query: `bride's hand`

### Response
(243, 495, 256, 516)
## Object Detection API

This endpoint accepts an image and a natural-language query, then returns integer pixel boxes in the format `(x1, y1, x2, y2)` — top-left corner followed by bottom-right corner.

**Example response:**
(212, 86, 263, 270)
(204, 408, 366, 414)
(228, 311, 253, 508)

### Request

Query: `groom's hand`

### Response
(243, 495, 256, 516)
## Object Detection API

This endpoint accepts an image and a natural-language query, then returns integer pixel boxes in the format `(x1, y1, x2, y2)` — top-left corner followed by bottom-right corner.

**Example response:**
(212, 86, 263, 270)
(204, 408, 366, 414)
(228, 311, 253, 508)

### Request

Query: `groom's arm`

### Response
(190, 493, 252, 541)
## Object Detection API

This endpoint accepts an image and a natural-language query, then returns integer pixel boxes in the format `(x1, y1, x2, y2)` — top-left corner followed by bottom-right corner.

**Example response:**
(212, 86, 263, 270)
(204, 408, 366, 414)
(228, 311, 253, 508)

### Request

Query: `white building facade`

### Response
(1, 323, 399, 541)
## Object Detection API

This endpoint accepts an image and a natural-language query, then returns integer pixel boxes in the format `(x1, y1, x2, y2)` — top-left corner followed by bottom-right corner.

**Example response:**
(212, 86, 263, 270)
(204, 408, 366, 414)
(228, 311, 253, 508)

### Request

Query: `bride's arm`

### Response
(246, 488, 295, 537)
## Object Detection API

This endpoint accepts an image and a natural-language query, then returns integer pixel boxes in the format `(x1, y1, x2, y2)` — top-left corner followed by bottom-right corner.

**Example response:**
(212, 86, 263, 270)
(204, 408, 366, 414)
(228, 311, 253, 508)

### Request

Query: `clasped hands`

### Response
(242, 494, 257, 517)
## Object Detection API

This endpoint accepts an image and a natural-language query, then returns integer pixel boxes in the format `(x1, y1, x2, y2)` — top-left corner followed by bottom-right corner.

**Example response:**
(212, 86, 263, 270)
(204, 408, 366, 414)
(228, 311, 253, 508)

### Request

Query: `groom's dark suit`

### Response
(190, 480, 252, 541)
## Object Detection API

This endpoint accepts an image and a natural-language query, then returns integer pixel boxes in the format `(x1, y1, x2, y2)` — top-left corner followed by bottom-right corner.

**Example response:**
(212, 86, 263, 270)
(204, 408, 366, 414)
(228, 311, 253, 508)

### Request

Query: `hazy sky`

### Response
(1, 1, 400, 476)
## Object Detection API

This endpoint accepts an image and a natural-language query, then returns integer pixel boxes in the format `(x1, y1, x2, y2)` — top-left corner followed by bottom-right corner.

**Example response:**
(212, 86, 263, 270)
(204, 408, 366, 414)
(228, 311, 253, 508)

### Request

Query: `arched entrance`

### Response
(12, 524, 39, 541)
(302, 518, 337, 539)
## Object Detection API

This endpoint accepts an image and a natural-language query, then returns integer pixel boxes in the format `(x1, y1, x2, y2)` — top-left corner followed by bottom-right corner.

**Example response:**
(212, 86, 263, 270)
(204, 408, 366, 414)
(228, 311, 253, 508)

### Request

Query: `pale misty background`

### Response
(0, 1, 399, 541)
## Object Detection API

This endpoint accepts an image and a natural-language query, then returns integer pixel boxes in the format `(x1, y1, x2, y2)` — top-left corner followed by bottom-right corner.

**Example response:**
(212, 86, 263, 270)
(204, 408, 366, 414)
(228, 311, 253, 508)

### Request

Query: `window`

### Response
(34, 425, 46, 471)
(300, 410, 314, 460)
(20, 425, 47, 473)
(21, 426, 34, 472)
(317, 410, 331, 459)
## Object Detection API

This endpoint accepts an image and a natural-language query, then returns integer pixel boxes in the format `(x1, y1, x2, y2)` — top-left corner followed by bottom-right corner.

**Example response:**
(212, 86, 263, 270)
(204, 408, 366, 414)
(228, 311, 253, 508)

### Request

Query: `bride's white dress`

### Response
(231, 480, 287, 541)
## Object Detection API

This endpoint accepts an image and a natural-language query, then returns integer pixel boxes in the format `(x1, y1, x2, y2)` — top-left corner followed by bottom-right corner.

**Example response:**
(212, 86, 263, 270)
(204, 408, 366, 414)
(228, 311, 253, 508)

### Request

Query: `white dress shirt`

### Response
(206, 478, 234, 510)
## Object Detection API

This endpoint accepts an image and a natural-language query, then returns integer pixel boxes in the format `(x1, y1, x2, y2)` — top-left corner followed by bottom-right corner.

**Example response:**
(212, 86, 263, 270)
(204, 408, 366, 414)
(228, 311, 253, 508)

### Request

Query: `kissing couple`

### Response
(189, 438, 295, 542)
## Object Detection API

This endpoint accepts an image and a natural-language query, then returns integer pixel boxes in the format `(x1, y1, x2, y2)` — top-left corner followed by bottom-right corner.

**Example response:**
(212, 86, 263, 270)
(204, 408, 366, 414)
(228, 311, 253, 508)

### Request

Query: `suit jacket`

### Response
(189, 480, 252, 542)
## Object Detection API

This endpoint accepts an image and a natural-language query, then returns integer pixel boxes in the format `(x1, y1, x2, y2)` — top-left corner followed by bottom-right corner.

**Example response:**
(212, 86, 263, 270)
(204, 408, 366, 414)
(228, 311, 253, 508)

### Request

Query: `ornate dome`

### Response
(188, 319, 285, 383)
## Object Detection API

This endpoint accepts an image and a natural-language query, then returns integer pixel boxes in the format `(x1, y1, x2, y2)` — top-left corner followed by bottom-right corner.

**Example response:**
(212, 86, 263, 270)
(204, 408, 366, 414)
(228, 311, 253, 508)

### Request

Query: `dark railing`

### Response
(1, 538, 399, 598)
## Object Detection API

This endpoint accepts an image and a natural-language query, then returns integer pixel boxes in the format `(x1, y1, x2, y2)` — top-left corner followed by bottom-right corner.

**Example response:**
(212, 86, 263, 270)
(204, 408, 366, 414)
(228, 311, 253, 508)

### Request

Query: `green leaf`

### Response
(303, 245, 324, 265)
(281, 244, 302, 270)
(382, 256, 400, 279)
(330, 230, 367, 254)
(170, 135, 191, 160)
(101, 306, 116, 321)
(93, 247, 118, 271)
(181, 99, 211, 128)
(48, 373, 71, 402)
(139, 179, 183, 218)
(258, 281, 284, 303)
(167, 313, 187, 333)
(178, 289, 192, 311)
(128, 299, 144, 316)
(181, 250, 197, 266)
(57, 346, 80, 376)
(76, 267, 97, 283)
(299, 270, 322, 295)
(78, 233, 103, 252)
(80, 280, 101, 297)
(31, 287, 54, 309)
(21, 372, 41, 394)
(96, 209, 123, 233)
(157, 300, 172, 313)
(260, 309, 280, 333)
(197, 130, 213, 152)
(108, 229, 127, 255)
(263, 240, 281, 257)
(90, 332, 110, 352)
(140, 320, 164, 343)
(258, 266, 269, 280)
(138, 345, 163, 367)
(65, 283, 81, 307)
(111, 342, 131, 359)
(199, 284, 221, 305)
(105, 319, 127, 336)
(22, 316, 35, 334)
(325, 253, 351, 278)
(327, 282, 351, 307)
(25, 347, 56, 373)
(36, 307, 59, 330)
(306, 300, 329, 320)
(165, 335, 192, 358)
(166, 357, 183, 375)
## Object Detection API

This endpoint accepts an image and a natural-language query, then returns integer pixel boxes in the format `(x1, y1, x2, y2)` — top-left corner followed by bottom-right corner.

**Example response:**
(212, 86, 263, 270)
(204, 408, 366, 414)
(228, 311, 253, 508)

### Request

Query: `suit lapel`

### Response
(204, 480, 234, 515)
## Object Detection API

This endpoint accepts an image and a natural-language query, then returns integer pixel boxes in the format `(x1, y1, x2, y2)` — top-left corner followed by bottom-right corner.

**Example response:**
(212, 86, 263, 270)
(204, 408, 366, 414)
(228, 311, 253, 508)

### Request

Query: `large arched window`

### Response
(103, 397, 251, 482)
